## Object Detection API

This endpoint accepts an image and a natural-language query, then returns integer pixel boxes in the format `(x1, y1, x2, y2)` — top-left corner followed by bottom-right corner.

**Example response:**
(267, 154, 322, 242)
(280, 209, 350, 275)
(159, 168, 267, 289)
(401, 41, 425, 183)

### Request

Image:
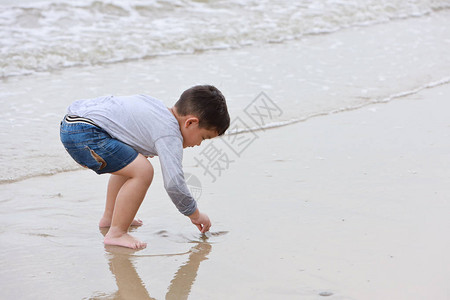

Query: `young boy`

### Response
(60, 85, 230, 249)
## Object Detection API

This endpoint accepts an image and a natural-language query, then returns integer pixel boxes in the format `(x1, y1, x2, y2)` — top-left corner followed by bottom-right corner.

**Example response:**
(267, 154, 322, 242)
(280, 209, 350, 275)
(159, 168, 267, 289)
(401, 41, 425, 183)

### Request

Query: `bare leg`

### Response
(99, 174, 143, 227)
(104, 154, 154, 249)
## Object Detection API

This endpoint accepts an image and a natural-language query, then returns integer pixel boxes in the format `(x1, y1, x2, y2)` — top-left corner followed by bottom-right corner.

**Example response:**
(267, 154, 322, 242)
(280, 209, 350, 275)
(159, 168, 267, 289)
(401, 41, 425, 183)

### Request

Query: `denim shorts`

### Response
(60, 115, 138, 174)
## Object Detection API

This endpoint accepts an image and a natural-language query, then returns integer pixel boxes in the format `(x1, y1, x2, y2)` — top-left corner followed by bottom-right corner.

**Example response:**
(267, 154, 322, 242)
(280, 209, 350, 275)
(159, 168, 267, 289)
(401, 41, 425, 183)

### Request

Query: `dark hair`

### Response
(175, 85, 230, 135)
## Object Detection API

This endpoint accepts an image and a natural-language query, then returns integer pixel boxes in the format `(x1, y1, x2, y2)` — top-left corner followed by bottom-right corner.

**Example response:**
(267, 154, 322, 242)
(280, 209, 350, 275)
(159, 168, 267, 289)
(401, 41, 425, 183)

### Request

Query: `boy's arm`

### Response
(155, 137, 211, 233)
(155, 136, 196, 214)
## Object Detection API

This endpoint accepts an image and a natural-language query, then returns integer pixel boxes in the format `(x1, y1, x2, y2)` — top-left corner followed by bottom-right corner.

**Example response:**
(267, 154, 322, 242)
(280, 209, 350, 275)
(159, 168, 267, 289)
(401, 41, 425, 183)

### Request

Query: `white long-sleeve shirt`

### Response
(68, 94, 196, 216)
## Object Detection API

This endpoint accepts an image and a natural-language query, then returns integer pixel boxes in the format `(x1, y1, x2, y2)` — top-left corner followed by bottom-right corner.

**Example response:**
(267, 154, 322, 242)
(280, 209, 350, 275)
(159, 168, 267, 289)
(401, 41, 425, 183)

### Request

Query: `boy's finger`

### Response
(195, 224, 203, 231)
(201, 224, 210, 233)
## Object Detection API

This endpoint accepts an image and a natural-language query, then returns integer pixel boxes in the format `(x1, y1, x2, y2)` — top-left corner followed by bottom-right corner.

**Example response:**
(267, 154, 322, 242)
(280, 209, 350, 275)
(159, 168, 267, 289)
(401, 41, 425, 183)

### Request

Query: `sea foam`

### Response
(1, 0, 449, 78)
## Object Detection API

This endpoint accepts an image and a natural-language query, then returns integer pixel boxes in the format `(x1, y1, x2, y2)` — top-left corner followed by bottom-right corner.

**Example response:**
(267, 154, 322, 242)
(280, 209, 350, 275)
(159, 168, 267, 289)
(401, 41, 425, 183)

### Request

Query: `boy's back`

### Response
(68, 94, 181, 156)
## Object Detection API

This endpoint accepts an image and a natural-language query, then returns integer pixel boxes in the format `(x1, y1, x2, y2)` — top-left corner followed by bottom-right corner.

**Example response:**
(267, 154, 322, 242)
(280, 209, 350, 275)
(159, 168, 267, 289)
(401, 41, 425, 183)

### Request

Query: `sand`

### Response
(1, 82, 449, 299)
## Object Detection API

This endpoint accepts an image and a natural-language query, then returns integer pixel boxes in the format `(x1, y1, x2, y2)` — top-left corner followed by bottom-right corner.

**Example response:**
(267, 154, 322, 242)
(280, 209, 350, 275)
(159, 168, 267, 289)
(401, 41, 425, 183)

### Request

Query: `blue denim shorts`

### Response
(60, 115, 138, 174)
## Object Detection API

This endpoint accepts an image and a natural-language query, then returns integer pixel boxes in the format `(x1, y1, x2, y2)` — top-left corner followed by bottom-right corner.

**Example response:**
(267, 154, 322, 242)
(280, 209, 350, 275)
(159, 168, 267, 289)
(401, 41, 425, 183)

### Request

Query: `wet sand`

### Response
(1, 84, 450, 300)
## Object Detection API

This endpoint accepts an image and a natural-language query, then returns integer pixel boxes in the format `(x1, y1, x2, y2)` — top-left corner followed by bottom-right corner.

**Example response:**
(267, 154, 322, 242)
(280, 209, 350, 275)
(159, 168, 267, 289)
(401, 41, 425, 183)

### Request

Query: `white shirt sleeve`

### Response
(154, 136, 197, 216)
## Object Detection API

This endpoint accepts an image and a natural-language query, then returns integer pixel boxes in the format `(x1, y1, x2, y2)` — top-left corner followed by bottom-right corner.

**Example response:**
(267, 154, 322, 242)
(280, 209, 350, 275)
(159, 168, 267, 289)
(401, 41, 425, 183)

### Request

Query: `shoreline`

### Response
(2, 76, 450, 185)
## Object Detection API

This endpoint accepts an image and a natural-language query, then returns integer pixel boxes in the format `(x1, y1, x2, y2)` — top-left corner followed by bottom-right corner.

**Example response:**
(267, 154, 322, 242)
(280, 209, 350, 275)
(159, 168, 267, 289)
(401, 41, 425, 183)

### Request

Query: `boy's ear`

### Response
(184, 116, 199, 128)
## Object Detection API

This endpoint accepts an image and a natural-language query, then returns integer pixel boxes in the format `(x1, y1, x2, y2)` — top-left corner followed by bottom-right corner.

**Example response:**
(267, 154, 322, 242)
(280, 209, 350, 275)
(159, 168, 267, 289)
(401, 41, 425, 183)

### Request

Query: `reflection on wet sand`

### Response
(104, 247, 156, 300)
(91, 228, 212, 299)
(166, 242, 212, 300)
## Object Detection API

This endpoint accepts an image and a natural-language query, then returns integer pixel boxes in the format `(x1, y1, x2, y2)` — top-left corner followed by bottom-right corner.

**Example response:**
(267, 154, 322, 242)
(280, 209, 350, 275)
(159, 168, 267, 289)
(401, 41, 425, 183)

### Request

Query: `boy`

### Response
(60, 85, 230, 249)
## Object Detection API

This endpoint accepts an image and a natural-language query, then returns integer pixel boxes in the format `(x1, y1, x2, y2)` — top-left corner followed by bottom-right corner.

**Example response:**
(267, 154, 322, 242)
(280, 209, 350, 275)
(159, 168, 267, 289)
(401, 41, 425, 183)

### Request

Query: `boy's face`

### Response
(181, 117, 219, 148)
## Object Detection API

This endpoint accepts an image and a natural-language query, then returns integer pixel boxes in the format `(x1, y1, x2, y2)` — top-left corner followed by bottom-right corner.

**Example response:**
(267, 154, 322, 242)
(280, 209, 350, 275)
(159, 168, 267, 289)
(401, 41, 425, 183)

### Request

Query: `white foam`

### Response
(1, 0, 450, 78)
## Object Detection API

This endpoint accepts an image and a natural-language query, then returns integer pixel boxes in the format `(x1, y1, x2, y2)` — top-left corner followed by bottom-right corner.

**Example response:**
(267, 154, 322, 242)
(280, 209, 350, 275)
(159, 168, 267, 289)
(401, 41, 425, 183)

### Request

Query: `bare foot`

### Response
(99, 217, 143, 228)
(104, 232, 147, 249)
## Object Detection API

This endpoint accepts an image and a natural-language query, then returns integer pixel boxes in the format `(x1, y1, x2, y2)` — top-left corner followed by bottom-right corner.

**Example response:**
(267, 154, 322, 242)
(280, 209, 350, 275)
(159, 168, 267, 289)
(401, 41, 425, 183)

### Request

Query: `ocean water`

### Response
(1, 0, 449, 78)
(1, 0, 450, 183)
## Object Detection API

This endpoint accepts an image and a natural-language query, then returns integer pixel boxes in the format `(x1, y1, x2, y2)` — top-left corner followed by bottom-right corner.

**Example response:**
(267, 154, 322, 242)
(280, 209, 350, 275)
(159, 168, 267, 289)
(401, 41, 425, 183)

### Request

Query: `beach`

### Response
(1, 83, 449, 299)
(1, 1, 450, 299)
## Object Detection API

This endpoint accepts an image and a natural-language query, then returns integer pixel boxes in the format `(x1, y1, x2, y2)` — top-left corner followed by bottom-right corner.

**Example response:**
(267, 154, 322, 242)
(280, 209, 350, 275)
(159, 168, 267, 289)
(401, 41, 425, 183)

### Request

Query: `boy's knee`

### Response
(133, 155, 154, 186)
(114, 154, 154, 185)
(141, 160, 154, 186)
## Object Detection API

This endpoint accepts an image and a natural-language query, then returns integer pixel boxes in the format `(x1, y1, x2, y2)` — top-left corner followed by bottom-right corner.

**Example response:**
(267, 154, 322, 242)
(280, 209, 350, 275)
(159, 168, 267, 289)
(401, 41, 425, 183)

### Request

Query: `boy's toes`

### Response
(131, 218, 143, 226)
(134, 241, 147, 249)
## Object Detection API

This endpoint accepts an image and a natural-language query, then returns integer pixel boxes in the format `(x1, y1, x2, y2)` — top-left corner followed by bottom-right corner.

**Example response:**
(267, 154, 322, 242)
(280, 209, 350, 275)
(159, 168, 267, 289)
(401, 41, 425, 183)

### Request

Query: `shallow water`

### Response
(0, 170, 229, 299)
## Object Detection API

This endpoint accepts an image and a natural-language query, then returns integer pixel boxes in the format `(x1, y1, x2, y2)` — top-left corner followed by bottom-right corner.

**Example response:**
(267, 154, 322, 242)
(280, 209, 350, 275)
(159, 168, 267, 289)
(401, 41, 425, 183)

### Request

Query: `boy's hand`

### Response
(189, 209, 211, 233)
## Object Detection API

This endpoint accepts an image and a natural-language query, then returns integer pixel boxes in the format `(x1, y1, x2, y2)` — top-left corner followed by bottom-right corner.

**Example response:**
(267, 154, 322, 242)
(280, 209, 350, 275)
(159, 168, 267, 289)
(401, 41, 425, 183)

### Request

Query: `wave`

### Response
(226, 76, 450, 135)
(1, 0, 450, 78)
(0, 165, 82, 185)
